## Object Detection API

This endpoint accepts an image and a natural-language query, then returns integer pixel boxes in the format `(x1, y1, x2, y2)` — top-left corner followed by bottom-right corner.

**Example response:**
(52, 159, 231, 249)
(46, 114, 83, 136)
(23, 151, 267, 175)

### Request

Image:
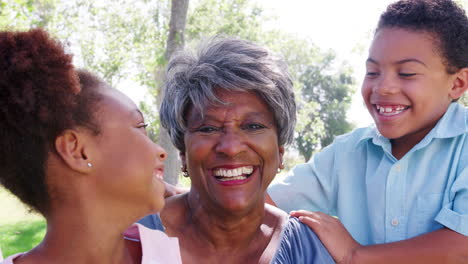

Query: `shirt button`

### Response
(394, 164, 401, 172)
(391, 218, 399, 226)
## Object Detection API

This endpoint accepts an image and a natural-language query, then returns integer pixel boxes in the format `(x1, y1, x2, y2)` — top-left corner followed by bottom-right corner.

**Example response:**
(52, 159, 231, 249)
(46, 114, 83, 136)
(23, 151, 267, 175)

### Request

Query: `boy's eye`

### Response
(366, 72, 379, 77)
(399, 73, 416, 77)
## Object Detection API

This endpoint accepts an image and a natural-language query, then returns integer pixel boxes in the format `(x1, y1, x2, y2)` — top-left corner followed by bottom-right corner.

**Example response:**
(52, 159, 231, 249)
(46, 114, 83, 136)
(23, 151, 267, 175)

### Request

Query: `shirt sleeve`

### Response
(435, 165, 468, 236)
(268, 142, 337, 215)
(271, 217, 335, 264)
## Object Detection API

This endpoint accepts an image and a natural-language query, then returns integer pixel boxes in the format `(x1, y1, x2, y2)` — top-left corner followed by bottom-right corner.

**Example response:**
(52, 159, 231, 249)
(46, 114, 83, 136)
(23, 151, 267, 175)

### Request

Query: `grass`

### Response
(0, 220, 46, 258)
(0, 187, 46, 258)
(0, 175, 189, 259)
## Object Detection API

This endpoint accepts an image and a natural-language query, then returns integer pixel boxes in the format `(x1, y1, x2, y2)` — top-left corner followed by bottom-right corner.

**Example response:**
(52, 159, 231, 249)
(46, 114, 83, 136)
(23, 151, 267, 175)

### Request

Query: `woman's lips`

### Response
(153, 168, 164, 180)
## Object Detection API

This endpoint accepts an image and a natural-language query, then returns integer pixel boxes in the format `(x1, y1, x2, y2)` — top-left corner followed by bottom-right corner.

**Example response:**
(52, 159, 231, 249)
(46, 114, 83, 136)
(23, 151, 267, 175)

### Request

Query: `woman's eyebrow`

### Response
(395, 58, 427, 67)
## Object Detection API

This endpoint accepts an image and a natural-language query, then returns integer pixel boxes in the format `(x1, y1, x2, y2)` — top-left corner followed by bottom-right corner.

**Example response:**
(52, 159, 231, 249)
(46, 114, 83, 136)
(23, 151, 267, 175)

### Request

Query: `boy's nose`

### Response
(215, 131, 247, 157)
(374, 74, 399, 95)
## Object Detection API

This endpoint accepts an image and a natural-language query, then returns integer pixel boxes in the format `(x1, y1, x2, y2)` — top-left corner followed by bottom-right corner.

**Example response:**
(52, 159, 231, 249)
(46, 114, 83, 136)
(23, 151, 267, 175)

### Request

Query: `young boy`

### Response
(267, 0, 468, 263)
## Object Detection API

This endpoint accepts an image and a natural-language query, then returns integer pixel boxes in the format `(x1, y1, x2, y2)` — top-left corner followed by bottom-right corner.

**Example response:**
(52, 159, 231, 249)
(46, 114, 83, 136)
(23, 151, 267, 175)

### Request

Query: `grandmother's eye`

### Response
(244, 123, 266, 130)
(197, 126, 219, 133)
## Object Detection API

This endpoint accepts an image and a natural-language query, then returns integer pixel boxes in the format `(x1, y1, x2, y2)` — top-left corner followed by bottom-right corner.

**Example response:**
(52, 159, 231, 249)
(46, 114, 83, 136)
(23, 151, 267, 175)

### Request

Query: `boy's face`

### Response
(362, 28, 461, 143)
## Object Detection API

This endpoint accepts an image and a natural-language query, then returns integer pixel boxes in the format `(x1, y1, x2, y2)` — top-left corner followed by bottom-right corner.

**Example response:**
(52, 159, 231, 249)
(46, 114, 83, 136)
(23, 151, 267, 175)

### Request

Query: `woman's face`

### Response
(91, 87, 167, 215)
(182, 90, 284, 214)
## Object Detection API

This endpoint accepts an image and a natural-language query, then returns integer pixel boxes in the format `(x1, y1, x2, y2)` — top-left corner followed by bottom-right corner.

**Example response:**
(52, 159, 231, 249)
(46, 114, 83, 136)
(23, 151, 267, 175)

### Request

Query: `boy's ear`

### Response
(55, 129, 94, 174)
(449, 67, 468, 100)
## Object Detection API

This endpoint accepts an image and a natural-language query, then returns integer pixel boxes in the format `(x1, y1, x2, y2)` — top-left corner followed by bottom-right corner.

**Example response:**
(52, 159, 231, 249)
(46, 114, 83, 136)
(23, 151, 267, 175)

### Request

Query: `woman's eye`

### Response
(244, 123, 266, 130)
(138, 123, 149, 130)
(399, 73, 416, 77)
(197, 126, 219, 133)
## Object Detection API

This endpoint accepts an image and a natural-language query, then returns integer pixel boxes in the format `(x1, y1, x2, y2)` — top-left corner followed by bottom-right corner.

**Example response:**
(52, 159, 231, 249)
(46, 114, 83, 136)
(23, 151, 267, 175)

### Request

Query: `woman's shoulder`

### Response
(1, 253, 25, 264)
(272, 217, 335, 264)
(265, 204, 289, 221)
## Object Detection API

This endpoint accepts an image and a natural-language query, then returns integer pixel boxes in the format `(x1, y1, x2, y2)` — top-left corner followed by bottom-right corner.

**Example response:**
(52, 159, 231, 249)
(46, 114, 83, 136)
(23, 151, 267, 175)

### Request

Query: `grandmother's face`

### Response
(182, 90, 284, 213)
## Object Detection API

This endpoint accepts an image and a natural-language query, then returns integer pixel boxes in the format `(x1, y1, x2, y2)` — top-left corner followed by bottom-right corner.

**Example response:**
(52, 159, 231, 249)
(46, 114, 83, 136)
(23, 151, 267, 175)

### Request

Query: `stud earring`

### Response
(181, 165, 188, 177)
(87, 162, 93, 168)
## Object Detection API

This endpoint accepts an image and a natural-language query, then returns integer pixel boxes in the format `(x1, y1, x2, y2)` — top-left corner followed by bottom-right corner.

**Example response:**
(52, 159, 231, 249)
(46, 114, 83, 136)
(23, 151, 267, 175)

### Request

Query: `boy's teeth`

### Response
(213, 166, 253, 177)
(376, 104, 408, 116)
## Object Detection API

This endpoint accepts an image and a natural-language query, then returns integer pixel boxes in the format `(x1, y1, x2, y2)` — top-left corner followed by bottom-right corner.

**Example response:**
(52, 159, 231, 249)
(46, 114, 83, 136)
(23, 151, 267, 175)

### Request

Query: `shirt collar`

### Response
(431, 102, 467, 138)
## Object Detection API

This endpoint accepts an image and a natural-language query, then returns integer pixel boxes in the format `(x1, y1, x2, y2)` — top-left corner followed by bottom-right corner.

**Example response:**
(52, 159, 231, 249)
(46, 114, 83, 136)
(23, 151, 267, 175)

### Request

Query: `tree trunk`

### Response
(158, 0, 189, 185)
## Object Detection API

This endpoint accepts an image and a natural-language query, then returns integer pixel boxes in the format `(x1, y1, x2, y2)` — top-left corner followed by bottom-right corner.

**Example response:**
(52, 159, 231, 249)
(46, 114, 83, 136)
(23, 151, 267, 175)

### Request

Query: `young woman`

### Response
(0, 29, 181, 264)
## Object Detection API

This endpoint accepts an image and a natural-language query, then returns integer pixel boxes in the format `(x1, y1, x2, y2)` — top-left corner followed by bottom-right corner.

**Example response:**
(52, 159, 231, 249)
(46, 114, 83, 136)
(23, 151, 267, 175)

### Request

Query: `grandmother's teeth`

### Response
(214, 166, 253, 178)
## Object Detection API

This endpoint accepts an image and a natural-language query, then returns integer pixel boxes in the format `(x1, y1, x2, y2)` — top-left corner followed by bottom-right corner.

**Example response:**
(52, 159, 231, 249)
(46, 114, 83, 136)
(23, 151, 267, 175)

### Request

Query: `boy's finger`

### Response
(297, 216, 321, 230)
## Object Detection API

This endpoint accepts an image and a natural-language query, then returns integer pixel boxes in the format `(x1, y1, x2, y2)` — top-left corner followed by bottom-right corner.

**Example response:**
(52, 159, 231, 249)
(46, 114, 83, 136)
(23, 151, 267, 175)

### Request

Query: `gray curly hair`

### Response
(159, 37, 296, 152)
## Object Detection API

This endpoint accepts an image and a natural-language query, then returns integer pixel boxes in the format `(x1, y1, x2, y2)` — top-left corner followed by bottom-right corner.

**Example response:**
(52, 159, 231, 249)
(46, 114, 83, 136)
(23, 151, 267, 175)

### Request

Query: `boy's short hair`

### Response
(377, 0, 468, 74)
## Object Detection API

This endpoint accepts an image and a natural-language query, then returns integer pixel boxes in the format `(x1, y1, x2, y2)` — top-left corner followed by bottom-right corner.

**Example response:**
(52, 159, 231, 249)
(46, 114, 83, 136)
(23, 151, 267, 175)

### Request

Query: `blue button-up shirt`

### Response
(268, 103, 468, 245)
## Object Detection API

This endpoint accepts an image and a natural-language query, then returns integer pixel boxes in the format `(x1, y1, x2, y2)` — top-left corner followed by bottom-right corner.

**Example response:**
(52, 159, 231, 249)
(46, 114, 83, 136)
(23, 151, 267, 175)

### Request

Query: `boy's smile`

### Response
(361, 28, 461, 157)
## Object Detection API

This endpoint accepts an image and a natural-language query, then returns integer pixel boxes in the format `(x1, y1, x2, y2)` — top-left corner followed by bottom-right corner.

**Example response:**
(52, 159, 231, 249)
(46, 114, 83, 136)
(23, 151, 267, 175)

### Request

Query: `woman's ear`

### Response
(449, 68, 468, 100)
(55, 129, 94, 174)
(179, 151, 187, 171)
(278, 146, 285, 170)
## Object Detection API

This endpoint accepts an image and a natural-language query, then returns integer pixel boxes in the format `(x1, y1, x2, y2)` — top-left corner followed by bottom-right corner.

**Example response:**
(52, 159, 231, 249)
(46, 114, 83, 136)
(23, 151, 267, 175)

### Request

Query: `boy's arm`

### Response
(292, 210, 468, 264)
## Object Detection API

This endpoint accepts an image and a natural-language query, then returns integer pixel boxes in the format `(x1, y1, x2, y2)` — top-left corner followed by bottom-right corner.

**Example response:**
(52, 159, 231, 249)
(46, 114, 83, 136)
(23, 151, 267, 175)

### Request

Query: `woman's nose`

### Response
(155, 143, 167, 161)
(215, 131, 247, 157)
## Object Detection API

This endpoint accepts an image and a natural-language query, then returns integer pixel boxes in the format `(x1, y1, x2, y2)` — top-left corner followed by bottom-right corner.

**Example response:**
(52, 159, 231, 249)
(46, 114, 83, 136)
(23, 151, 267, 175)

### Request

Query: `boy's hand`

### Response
(290, 210, 361, 264)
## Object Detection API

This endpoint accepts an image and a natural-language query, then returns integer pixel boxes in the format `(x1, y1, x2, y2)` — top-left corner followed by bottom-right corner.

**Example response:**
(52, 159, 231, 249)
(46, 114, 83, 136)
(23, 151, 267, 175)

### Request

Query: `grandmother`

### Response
(140, 38, 334, 263)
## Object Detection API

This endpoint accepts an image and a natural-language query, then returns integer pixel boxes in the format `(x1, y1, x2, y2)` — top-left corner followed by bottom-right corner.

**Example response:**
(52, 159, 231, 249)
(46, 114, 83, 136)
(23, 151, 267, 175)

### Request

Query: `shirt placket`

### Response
(385, 158, 407, 242)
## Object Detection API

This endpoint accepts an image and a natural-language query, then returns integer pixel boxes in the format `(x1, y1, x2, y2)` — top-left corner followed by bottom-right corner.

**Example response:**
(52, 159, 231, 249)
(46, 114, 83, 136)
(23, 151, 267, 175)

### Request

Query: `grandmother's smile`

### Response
(212, 165, 255, 185)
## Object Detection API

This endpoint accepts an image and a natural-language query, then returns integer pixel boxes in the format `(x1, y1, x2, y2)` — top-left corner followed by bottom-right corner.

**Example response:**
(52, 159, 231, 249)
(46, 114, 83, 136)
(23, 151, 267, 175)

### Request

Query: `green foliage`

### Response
(0, 220, 46, 257)
(296, 52, 355, 161)
(264, 33, 356, 161)
(186, 0, 267, 42)
(460, 93, 468, 106)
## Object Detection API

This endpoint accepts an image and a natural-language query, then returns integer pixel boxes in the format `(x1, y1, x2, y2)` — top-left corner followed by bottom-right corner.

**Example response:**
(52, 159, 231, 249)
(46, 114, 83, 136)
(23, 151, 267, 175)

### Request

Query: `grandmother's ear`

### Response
(179, 151, 187, 168)
(54, 129, 94, 174)
(279, 146, 285, 170)
(449, 67, 468, 100)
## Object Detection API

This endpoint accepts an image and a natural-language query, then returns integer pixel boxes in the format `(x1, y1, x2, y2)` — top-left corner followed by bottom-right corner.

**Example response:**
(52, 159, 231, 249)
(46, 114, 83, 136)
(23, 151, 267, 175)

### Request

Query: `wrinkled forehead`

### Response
(186, 89, 266, 118)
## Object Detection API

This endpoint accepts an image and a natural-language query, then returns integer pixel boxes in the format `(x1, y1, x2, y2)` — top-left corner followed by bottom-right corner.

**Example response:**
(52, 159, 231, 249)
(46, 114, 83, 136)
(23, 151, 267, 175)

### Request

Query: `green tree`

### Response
(296, 52, 355, 161)
(158, 0, 190, 184)
(264, 32, 356, 162)
(186, 0, 266, 42)
(461, 94, 468, 106)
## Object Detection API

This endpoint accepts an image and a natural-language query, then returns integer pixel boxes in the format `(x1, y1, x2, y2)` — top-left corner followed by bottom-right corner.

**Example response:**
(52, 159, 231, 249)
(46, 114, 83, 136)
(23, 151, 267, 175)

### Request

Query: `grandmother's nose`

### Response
(215, 130, 247, 157)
